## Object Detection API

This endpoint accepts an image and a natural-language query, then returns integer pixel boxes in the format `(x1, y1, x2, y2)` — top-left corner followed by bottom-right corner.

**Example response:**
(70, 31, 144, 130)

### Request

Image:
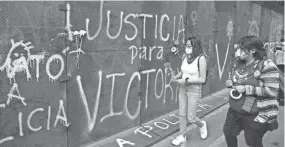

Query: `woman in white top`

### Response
(171, 37, 208, 145)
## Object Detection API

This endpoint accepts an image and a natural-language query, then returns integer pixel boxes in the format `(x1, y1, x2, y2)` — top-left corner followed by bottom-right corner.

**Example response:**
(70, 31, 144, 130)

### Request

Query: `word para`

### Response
(129, 45, 164, 64)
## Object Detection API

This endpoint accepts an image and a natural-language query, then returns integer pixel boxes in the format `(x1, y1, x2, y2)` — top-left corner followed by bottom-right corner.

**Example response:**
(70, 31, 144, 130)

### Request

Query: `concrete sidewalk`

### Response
(82, 89, 230, 147)
(151, 104, 284, 147)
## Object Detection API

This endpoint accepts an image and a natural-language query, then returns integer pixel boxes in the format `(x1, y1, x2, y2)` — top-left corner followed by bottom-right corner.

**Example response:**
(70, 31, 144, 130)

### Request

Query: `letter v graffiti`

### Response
(215, 43, 230, 79)
(76, 71, 102, 132)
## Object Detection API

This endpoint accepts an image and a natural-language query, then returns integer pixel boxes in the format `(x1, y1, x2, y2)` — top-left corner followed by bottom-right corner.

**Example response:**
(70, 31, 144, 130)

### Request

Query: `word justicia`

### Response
(65, 1, 185, 43)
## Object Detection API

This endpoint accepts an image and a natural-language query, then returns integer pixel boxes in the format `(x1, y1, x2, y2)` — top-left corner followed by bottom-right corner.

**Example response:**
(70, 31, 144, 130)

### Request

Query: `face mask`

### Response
(235, 48, 248, 60)
(234, 49, 241, 58)
(185, 47, 192, 54)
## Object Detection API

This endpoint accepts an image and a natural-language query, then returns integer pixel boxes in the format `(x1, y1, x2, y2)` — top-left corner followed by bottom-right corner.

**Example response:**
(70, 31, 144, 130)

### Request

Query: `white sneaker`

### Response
(199, 121, 208, 139)
(172, 135, 186, 146)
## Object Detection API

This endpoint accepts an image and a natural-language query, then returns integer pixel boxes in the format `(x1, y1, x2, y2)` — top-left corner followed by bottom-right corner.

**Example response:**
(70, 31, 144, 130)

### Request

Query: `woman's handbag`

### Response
(229, 91, 259, 115)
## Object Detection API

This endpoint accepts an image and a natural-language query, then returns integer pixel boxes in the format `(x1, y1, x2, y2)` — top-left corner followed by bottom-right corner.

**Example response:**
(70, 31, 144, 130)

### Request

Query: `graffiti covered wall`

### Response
(0, 1, 283, 147)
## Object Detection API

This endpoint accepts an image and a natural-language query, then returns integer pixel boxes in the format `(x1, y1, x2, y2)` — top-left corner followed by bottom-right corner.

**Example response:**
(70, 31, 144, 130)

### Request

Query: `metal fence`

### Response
(0, 1, 283, 147)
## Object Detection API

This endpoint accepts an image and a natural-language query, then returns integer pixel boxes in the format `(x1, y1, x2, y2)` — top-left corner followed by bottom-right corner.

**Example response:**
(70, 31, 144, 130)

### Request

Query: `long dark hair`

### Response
(186, 37, 204, 64)
(237, 35, 267, 61)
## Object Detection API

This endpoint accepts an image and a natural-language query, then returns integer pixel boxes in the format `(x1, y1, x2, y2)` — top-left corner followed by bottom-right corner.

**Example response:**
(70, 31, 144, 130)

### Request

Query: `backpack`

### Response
(182, 54, 209, 84)
(258, 59, 284, 106)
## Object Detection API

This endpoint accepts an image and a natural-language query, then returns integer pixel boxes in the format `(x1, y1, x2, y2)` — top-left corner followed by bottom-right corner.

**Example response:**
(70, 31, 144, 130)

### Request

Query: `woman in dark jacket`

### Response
(224, 36, 280, 147)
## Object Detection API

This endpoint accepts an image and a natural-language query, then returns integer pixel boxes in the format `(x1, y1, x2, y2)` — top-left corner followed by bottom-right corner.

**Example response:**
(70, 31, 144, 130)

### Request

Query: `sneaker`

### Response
(199, 121, 208, 139)
(172, 135, 186, 146)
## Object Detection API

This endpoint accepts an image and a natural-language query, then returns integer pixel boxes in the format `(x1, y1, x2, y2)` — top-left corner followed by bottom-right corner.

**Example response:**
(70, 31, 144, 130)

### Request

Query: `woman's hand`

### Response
(171, 74, 181, 81)
(225, 80, 233, 88)
(173, 78, 185, 85)
(233, 85, 246, 93)
(254, 70, 261, 78)
(171, 75, 178, 81)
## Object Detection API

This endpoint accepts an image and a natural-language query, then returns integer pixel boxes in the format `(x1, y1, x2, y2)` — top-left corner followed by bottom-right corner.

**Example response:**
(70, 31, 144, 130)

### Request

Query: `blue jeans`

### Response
(178, 84, 203, 134)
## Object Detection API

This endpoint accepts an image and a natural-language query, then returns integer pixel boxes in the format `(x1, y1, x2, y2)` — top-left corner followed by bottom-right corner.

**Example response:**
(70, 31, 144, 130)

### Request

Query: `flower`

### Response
(171, 46, 177, 53)
(174, 40, 179, 45)
(164, 62, 171, 68)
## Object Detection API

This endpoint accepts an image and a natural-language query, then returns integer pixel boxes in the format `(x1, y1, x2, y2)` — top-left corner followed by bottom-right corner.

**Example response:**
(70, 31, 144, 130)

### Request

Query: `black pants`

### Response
(223, 108, 269, 147)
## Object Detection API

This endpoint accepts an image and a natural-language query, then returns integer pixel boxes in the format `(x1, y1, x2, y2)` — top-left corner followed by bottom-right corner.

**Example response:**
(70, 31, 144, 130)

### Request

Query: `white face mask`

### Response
(185, 47, 192, 54)
(235, 48, 249, 60)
